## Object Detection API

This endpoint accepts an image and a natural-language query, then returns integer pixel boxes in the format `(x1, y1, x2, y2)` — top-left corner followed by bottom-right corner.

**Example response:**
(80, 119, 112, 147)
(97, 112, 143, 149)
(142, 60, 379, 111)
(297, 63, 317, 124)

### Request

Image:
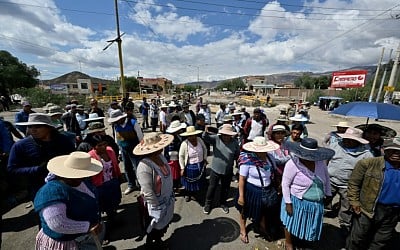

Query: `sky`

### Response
(1, 0, 400, 84)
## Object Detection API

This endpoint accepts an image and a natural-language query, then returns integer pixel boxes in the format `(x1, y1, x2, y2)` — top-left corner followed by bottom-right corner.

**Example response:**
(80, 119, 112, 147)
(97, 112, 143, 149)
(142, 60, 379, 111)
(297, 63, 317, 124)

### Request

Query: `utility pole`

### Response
(368, 47, 385, 102)
(114, 0, 125, 97)
(384, 43, 400, 103)
(376, 49, 393, 102)
(137, 70, 142, 97)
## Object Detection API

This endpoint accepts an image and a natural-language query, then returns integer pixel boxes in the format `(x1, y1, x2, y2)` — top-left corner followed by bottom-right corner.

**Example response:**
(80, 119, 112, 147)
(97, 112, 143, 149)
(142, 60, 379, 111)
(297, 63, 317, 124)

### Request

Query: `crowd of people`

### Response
(1, 94, 400, 250)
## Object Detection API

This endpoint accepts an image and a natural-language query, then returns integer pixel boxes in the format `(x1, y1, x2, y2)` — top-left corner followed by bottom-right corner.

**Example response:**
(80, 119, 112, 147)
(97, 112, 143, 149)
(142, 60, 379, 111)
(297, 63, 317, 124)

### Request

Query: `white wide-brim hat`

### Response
(242, 136, 280, 153)
(218, 124, 237, 136)
(133, 133, 174, 155)
(166, 120, 187, 133)
(47, 152, 103, 179)
(84, 113, 105, 122)
(180, 126, 203, 137)
(108, 110, 127, 123)
(15, 113, 56, 128)
(289, 114, 308, 122)
(331, 121, 350, 128)
(338, 127, 369, 144)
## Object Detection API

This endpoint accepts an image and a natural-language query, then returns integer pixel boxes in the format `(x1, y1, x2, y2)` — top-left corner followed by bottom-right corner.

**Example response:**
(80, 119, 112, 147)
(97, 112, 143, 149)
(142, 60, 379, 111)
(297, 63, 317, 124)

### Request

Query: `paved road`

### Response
(2, 97, 400, 249)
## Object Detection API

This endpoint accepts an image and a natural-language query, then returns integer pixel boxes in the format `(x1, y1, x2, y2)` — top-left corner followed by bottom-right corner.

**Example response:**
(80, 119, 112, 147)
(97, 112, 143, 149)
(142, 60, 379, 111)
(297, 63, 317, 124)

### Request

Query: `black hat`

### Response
(285, 138, 334, 161)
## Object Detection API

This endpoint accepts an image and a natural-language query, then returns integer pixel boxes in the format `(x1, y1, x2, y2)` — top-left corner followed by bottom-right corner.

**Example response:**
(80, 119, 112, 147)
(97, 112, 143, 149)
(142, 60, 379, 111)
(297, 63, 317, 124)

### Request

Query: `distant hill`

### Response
(42, 66, 377, 89)
(42, 71, 116, 85)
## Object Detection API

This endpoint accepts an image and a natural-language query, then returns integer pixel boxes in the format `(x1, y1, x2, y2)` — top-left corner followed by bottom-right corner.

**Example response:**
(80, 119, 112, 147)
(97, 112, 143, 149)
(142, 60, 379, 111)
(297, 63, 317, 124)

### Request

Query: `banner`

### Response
(331, 70, 368, 88)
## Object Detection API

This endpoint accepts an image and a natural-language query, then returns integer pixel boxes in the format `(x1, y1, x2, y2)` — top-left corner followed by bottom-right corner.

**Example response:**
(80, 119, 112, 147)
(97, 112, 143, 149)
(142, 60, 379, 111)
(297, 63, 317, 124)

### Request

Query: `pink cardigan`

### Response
(88, 146, 121, 187)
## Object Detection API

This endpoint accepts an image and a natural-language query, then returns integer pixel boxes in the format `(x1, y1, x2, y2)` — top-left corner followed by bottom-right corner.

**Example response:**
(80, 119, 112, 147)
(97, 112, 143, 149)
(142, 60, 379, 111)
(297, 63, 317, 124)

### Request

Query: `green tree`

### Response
(125, 76, 139, 92)
(182, 85, 197, 92)
(216, 78, 246, 92)
(0, 51, 40, 95)
(104, 84, 120, 96)
(15, 87, 67, 107)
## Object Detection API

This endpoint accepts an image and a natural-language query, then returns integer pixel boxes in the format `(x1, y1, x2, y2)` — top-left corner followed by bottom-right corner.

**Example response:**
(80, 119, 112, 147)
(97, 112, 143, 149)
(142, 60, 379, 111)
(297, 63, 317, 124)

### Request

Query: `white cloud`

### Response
(1, 0, 399, 84)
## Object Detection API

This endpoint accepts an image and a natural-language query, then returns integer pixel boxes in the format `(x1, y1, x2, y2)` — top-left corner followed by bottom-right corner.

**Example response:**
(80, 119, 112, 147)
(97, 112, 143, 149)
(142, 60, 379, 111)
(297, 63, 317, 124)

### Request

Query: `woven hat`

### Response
(84, 113, 105, 122)
(223, 116, 233, 122)
(355, 123, 397, 139)
(383, 137, 400, 151)
(242, 136, 279, 153)
(289, 114, 308, 122)
(338, 127, 369, 144)
(15, 113, 55, 127)
(277, 115, 289, 122)
(166, 120, 187, 133)
(272, 125, 287, 132)
(108, 110, 127, 123)
(160, 104, 169, 109)
(133, 133, 173, 155)
(47, 152, 103, 179)
(331, 121, 350, 128)
(285, 138, 335, 161)
(86, 122, 106, 134)
(48, 106, 64, 116)
(218, 124, 237, 136)
(180, 126, 203, 137)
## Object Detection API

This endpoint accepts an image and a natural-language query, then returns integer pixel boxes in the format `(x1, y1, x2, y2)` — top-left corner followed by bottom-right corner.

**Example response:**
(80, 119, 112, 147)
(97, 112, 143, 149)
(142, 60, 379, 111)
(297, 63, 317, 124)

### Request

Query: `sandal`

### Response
(240, 233, 249, 244)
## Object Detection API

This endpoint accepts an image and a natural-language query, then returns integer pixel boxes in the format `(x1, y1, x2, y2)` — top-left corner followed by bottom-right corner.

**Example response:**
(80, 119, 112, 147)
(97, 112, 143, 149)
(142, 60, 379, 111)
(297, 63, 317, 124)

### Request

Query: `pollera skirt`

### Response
(280, 195, 324, 242)
(181, 161, 205, 192)
(235, 182, 271, 223)
(97, 178, 122, 213)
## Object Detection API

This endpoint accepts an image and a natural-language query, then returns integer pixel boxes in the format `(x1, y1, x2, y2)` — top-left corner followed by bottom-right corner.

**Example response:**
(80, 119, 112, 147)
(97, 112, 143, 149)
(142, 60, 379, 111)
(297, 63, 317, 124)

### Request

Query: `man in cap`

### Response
(347, 137, 400, 250)
(108, 110, 144, 195)
(327, 127, 373, 235)
(15, 101, 35, 135)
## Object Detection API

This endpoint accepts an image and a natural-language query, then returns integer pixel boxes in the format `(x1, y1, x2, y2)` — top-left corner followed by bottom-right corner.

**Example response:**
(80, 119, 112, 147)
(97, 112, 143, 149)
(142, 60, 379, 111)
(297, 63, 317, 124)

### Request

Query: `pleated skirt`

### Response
(280, 195, 324, 241)
(235, 182, 265, 222)
(35, 229, 78, 250)
(181, 162, 205, 192)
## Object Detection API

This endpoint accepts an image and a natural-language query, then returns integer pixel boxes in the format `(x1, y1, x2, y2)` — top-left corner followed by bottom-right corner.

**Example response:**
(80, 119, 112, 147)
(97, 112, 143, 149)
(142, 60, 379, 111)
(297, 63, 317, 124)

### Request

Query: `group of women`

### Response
(32, 110, 335, 250)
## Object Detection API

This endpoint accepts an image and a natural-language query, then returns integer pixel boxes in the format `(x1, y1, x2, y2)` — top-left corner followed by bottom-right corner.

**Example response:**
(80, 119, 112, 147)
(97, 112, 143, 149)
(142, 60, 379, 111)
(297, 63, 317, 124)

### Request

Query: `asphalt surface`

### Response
(2, 94, 400, 249)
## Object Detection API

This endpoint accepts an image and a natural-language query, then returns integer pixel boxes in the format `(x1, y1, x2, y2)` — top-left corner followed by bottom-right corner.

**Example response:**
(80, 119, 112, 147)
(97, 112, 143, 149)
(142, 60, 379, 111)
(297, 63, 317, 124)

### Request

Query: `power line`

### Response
(291, 3, 400, 63)
(122, 0, 394, 21)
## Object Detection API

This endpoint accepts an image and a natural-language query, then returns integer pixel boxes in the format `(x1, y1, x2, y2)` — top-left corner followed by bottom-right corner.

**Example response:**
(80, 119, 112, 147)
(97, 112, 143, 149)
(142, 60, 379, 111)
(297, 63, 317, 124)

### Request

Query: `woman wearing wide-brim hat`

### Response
(236, 136, 280, 244)
(178, 126, 207, 202)
(34, 151, 105, 249)
(280, 138, 334, 250)
(134, 132, 175, 249)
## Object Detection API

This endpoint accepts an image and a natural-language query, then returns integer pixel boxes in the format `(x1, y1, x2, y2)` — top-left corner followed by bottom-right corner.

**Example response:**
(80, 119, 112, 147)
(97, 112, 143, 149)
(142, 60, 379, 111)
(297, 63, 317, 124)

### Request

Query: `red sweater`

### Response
(89, 146, 121, 187)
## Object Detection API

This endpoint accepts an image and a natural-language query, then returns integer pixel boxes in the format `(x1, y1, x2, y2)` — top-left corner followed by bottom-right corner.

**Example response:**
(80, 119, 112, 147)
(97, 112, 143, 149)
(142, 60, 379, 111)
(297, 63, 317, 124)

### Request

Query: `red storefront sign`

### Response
(331, 70, 368, 88)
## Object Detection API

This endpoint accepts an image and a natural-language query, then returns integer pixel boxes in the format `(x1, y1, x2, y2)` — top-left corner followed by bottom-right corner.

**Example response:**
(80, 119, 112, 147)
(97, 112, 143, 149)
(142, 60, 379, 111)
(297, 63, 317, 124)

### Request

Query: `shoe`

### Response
(221, 205, 229, 214)
(124, 187, 134, 195)
(203, 204, 211, 214)
(185, 196, 191, 202)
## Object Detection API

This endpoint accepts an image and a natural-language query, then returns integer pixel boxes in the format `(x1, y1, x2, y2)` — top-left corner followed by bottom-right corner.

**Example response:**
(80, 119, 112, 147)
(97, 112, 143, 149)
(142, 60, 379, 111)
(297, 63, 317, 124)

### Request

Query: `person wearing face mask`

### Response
(347, 137, 400, 250)
(326, 127, 373, 236)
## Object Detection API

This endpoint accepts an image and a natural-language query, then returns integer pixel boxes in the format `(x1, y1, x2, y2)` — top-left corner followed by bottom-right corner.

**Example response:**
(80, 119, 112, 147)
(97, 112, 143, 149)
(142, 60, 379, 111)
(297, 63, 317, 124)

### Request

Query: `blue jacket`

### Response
(0, 120, 13, 154)
(7, 132, 75, 197)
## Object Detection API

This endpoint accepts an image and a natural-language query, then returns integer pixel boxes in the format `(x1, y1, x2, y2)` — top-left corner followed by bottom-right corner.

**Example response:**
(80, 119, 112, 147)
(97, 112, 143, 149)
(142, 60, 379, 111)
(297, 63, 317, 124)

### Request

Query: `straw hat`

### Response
(84, 113, 105, 122)
(168, 101, 177, 108)
(160, 104, 169, 109)
(383, 137, 400, 151)
(289, 114, 308, 122)
(218, 124, 237, 136)
(166, 120, 187, 133)
(48, 106, 64, 117)
(108, 110, 127, 123)
(331, 121, 350, 128)
(15, 113, 55, 127)
(223, 116, 233, 122)
(180, 126, 203, 137)
(338, 127, 369, 144)
(277, 115, 289, 122)
(47, 152, 103, 179)
(86, 122, 107, 134)
(285, 138, 335, 161)
(242, 136, 279, 153)
(133, 133, 173, 155)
